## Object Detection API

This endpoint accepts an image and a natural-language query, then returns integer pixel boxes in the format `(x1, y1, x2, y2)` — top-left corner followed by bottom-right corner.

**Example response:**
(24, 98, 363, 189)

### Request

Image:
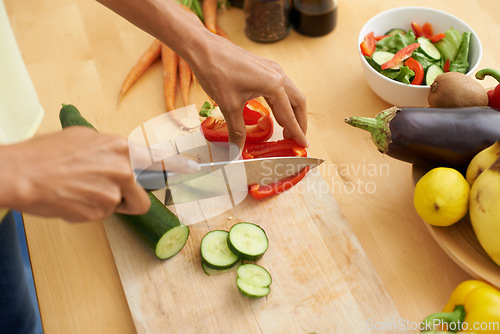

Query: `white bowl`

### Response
(358, 6, 483, 107)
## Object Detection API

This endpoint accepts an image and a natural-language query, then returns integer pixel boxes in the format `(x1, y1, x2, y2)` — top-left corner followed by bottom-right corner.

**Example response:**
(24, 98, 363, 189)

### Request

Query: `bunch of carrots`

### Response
(118, 0, 230, 112)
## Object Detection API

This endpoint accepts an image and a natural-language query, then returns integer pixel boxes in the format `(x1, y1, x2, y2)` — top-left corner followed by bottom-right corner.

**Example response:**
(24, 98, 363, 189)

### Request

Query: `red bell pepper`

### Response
(381, 42, 420, 70)
(200, 99, 273, 144)
(360, 32, 376, 57)
(412, 21, 446, 43)
(443, 58, 450, 72)
(476, 68, 500, 111)
(242, 139, 307, 160)
(249, 166, 310, 200)
(404, 57, 424, 85)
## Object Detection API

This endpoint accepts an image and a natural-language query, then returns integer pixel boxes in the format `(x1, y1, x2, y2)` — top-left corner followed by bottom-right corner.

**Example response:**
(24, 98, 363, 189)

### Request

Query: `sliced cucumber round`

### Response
(426, 64, 445, 85)
(227, 222, 269, 261)
(200, 230, 239, 269)
(417, 37, 441, 60)
(372, 51, 401, 70)
(201, 258, 242, 275)
(236, 264, 272, 298)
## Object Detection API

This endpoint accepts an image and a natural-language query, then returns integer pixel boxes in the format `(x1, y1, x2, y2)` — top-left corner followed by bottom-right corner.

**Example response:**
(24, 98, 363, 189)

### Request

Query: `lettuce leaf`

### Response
(376, 31, 417, 54)
(435, 28, 462, 62)
(449, 32, 471, 73)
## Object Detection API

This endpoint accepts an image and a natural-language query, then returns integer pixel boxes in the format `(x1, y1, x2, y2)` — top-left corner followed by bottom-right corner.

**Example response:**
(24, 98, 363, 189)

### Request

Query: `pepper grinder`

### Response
(290, 0, 338, 37)
(244, 0, 290, 43)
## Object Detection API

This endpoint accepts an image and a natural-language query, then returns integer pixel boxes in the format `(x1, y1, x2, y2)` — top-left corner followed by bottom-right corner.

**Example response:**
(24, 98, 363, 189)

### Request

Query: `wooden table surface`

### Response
(5, 0, 500, 332)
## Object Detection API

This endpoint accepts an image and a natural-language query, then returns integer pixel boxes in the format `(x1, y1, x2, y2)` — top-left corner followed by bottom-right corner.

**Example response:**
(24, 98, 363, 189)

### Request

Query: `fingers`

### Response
(265, 87, 309, 148)
(114, 181, 151, 215)
(220, 102, 247, 151)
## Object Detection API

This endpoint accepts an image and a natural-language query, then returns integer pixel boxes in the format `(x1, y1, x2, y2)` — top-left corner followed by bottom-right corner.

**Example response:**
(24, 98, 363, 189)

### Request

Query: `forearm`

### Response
(95, 0, 214, 67)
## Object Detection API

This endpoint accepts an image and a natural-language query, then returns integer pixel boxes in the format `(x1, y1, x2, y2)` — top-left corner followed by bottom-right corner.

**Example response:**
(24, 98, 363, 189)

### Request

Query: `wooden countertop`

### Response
(5, 0, 500, 332)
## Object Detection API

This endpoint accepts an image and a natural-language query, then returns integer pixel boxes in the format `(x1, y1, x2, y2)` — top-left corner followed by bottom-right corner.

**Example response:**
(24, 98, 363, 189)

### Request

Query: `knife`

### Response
(135, 156, 324, 192)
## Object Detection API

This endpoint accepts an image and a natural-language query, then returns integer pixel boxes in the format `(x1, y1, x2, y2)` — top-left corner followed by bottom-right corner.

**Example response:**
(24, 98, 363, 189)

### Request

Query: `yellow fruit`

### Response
(466, 140, 500, 185)
(414, 167, 470, 226)
(469, 158, 500, 266)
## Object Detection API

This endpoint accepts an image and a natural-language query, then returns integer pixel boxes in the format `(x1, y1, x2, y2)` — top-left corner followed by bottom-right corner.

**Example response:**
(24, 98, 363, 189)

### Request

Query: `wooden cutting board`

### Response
(103, 107, 402, 333)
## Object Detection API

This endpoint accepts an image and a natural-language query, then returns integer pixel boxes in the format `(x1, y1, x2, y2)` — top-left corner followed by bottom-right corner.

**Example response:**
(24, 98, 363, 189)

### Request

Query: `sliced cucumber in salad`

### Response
(425, 64, 444, 85)
(385, 28, 406, 36)
(372, 51, 401, 69)
(236, 264, 272, 298)
(417, 37, 441, 60)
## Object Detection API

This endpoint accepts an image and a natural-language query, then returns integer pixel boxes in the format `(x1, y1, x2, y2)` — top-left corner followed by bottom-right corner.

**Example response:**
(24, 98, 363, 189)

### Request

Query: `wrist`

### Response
(0, 144, 32, 209)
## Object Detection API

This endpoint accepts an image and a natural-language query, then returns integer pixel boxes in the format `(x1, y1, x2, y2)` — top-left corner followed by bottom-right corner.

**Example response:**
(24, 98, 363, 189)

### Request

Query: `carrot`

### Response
(178, 56, 192, 106)
(119, 39, 162, 101)
(216, 24, 230, 40)
(202, 0, 217, 33)
(161, 43, 179, 112)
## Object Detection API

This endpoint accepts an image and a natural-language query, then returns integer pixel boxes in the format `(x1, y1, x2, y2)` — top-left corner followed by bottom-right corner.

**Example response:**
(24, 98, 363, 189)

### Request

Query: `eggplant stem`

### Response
(344, 107, 399, 154)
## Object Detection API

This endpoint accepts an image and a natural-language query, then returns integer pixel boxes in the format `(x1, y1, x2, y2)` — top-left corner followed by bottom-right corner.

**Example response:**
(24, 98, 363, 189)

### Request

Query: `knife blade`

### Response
(135, 156, 324, 192)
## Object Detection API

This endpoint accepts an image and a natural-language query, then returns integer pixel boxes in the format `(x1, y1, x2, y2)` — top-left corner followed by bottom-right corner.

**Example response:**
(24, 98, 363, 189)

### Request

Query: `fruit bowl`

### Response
(358, 6, 482, 107)
(412, 166, 500, 289)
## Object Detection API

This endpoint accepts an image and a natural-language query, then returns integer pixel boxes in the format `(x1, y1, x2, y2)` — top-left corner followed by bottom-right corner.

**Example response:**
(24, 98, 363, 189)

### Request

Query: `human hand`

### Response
(0, 127, 151, 222)
(186, 30, 308, 149)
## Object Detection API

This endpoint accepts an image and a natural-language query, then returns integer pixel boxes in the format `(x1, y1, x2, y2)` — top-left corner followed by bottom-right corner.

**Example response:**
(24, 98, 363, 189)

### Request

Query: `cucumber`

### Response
(59, 104, 97, 130)
(372, 51, 401, 69)
(59, 103, 189, 260)
(201, 258, 242, 275)
(200, 230, 240, 269)
(417, 37, 441, 60)
(385, 28, 406, 36)
(236, 264, 272, 298)
(426, 64, 444, 85)
(227, 222, 268, 261)
(116, 195, 189, 259)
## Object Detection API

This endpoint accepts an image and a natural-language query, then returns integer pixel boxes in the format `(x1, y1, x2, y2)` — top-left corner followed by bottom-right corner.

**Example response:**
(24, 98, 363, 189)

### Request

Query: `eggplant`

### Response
(345, 106, 500, 168)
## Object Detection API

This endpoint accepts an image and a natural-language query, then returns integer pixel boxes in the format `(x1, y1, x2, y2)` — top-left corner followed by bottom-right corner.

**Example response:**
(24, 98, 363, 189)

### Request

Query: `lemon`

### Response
(413, 167, 470, 227)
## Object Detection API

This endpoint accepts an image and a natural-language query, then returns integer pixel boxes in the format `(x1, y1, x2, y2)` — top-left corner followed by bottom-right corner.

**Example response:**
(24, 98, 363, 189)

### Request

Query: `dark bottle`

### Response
(244, 0, 291, 43)
(290, 0, 337, 37)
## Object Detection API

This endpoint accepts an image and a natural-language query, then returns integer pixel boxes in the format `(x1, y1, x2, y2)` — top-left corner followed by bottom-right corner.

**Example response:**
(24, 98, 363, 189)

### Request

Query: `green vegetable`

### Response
(116, 196, 190, 259)
(449, 32, 471, 73)
(199, 101, 215, 117)
(236, 264, 272, 298)
(227, 222, 269, 261)
(200, 230, 240, 269)
(59, 104, 189, 260)
(376, 30, 416, 54)
(435, 28, 462, 62)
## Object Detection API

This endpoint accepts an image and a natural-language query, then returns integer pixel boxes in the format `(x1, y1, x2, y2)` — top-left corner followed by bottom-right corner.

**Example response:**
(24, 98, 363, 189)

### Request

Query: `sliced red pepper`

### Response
(375, 34, 389, 41)
(200, 99, 273, 144)
(429, 33, 446, 43)
(249, 166, 310, 200)
(242, 139, 307, 160)
(404, 57, 424, 85)
(443, 58, 450, 72)
(381, 42, 420, 70)
(422, 22, 434, 38)
(360, 32, 376, 57)
(411, 22, 425, 38)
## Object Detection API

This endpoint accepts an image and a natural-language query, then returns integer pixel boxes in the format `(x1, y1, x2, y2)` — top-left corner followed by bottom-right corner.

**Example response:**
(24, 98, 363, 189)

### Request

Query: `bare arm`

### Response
(0, 127, 150, 222)
(96, 0, 308, 149)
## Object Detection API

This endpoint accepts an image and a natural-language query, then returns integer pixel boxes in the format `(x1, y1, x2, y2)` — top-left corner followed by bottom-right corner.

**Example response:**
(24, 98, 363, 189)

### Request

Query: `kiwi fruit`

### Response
(428, 72, 489, 108)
